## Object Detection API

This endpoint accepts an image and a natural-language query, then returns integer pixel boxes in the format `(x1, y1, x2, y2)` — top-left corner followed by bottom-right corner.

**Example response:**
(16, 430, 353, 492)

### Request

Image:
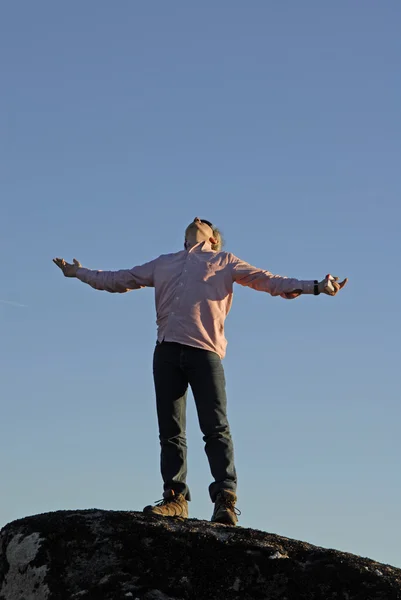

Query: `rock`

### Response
(0, 509, 400, 599)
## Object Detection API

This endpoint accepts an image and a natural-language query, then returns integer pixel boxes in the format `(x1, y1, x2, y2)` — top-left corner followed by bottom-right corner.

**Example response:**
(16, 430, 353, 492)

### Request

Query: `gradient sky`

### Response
(1, 1, 400, 569)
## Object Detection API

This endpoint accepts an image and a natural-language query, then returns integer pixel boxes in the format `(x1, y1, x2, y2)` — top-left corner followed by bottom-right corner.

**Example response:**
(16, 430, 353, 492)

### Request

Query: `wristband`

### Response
(314, 280, 320, 295)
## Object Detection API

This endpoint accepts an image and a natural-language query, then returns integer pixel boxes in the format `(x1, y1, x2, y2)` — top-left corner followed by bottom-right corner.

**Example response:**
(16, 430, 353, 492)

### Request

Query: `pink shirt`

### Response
(76, 241, 315, 359)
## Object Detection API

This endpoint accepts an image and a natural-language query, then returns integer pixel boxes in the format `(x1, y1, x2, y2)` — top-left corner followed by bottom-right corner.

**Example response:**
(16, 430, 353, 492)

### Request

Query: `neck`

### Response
(185, 235, 209, 250)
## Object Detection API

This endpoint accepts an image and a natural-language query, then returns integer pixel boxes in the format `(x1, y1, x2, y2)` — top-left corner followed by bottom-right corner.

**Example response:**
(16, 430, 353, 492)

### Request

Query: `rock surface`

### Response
(0, 509, 400, 599)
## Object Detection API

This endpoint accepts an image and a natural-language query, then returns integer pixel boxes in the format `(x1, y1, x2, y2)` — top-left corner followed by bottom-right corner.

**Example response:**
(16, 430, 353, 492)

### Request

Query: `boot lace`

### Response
(153, 492, 183, 507)
(220, 495, 241, 516)
(153, 497, 175, 507)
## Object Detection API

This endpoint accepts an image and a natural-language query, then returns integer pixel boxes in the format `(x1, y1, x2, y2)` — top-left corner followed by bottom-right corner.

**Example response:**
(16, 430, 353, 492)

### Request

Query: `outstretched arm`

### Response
(53, 257, 157, 293)
(230, 255, 347, 298)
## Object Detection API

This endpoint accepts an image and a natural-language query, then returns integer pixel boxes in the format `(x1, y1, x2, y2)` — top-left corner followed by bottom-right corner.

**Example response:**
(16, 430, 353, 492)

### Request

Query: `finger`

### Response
(54, 258, 69, 273)
(330, 278, 348, 295)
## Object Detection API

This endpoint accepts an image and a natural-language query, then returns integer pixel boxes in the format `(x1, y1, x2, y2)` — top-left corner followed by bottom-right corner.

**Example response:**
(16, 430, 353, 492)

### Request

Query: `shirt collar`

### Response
(187, 240, 214, 253)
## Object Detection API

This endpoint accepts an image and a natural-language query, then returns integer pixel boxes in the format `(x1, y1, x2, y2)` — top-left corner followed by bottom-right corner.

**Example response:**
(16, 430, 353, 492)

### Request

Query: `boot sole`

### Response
(211, 517, 237, 526)
(143, 508, 188, 519)
(144, 513, 188, 522)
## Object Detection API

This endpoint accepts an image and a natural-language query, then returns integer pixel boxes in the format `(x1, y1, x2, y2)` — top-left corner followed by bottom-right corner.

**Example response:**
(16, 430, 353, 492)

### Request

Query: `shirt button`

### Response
(171, 311, 174, 315)
(176, 297, 179, 300)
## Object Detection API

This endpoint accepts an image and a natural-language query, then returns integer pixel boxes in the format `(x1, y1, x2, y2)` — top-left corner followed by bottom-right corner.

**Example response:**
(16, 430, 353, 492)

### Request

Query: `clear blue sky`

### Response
(1, 1, 400, 568)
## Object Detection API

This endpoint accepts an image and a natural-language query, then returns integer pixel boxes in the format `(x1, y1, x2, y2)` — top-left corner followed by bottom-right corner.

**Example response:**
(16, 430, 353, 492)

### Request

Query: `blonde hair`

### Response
(210, 226, 224, 251)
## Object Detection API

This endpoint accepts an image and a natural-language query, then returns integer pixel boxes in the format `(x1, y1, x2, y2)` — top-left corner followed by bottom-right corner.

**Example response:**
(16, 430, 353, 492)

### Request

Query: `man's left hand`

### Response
(319, 276, 348, 296)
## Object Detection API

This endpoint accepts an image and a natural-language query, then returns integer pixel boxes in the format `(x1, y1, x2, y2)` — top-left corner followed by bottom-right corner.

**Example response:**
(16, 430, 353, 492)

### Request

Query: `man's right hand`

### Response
(53, 257, 82, 278)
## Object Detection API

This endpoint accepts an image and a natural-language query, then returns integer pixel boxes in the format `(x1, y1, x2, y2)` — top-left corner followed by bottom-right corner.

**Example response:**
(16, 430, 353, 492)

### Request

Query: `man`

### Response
(53, 217, 347, 526)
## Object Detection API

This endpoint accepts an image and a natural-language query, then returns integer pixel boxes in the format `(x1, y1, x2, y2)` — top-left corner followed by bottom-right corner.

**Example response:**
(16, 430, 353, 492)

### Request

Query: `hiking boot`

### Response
(143, 489, 188, 518)
(211, 489, 241, 526)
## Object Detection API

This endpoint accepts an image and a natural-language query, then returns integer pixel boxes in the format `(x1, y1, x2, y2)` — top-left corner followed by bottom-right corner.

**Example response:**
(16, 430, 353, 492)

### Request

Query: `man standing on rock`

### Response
(53, 217, 347, 526)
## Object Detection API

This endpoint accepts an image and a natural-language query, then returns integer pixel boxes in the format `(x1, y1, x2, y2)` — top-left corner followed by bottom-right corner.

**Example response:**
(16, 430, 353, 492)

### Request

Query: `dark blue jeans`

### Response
(152, 341, 237, 502)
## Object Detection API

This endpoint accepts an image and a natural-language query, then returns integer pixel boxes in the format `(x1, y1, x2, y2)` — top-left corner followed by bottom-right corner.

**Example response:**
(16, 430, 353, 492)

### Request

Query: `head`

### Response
(184, 217, 223, 251)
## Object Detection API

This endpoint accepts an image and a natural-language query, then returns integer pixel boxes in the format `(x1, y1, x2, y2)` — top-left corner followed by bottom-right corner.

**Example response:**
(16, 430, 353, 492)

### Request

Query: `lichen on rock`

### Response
(0, 531, 49, 599)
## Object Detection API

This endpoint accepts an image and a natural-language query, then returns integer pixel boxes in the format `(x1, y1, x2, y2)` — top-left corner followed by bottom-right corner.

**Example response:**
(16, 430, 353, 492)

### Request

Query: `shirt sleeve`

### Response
(75, 257, 158, 293)
(230, 254, 315, 297)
